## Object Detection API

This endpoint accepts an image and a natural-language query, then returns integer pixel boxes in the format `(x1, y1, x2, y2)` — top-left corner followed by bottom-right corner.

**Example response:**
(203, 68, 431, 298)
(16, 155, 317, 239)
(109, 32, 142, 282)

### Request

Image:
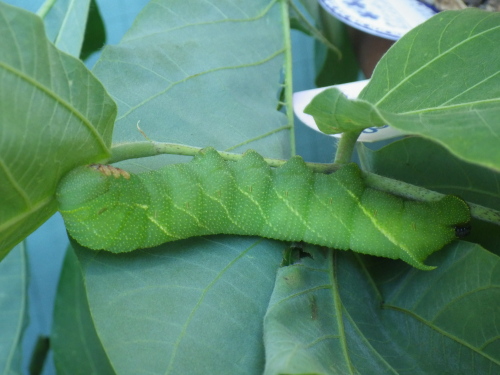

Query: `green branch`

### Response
(110, 141, 339, 173)
(362, 172, 500, 226)
(109, 141, 500, 227)
(334, 130, 362, 164)
(36, 0, 56, 18)
(281, 0, 296, 155)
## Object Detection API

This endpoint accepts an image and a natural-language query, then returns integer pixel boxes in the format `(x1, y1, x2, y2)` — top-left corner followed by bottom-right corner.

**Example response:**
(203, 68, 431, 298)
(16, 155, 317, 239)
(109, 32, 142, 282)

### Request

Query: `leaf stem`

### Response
(36, 0, 57, 18)
(110, 141, 339, 173)
(334, 130, 362, 164)
(361, 171, 500, 227)
(109, 141, 500, 227)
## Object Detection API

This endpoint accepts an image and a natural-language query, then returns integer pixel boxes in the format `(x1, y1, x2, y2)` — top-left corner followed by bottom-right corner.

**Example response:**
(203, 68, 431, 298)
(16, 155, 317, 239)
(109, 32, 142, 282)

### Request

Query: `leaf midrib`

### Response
(396, 97, 500, 116)
(122, 0, 278, 43)
(115, 48, 286, 121)
(384, 303, 500, 366)
(163, 241, 262, 375)
(0, 61, 109, 154)
(0, 195, 54, 233)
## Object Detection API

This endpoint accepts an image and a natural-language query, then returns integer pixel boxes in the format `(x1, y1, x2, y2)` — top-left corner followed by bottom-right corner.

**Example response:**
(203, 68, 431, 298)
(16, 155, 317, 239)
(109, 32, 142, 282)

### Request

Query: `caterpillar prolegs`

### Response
(56, 148, 471, 270)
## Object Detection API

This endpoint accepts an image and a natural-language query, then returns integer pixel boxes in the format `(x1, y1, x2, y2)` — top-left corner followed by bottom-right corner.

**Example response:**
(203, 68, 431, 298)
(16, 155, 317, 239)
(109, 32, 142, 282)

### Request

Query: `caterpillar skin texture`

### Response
(56, 148, 471, 270)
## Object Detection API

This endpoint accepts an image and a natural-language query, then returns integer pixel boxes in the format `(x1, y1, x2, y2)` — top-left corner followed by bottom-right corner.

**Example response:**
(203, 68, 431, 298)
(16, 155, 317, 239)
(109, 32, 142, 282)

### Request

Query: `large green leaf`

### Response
(306, 9, 500, 171)
(0, 2, 116, 258)
(93, 0, 292, 170)
(52, 246, 115, 375)
(0, 243, 28, 375)
(263, 244, 500, 374)
(75, 237, 285, 374)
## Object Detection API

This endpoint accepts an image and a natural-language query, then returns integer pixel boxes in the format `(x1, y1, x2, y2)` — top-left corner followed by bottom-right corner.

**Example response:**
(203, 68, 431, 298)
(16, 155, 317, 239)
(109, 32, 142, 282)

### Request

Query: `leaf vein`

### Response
(0, 61, 109, 153)
(115, 48, 286, 121)
(375, 24, 500, 107)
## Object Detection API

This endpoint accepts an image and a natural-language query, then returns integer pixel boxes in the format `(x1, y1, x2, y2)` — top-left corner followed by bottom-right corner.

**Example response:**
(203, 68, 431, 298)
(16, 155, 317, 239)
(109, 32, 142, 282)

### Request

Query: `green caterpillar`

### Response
(56, 148, 471, 270)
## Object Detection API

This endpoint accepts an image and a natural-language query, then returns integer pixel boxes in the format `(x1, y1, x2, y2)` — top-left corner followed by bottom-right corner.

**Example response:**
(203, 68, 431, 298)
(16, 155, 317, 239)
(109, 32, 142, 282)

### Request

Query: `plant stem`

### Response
(281, 0, 296, 156)
(361, 171, 500, 227)
(361, 172, 444, 202)
(36, 0, 56, 18)
(110, 141, 340, 173)
(334, 130, 362, 164)
(109, 141, 500, 227)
